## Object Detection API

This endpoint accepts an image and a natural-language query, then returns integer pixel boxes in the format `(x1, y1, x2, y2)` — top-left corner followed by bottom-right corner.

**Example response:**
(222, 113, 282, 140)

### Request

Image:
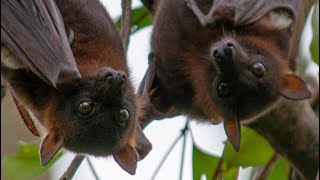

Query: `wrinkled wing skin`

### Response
(1, 0, 81, 90)
(234, 0, 300, 26)
(231, 0, 313, 69)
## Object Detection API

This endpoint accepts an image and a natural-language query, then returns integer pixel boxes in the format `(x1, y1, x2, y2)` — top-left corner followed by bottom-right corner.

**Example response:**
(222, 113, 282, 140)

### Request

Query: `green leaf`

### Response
(2, 141, 63, 180)
(310, 2, 319, 64)
(223, 126, 275, 169)
(192, 144, 220, 180)
(115, 6, 152, 33)
(267, 157, 290, 180)
(222, 168, 239, 180)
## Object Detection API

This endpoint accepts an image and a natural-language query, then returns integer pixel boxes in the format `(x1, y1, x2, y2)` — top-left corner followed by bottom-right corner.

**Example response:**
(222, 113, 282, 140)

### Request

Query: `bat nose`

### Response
(213, 41, 234, 60)
(106, 71, 127, 87)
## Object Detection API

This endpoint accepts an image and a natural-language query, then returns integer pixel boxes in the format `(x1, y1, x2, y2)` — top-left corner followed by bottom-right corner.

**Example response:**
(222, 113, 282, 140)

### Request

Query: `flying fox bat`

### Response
(138, 0, 312, 151)
(1, 0, 151, 175)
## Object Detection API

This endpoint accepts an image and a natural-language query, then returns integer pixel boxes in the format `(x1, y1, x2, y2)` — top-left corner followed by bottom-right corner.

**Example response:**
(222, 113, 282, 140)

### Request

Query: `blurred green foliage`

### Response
(193, 144, 220, 180)
(267, 157, 290, 180)
(192, 127, 290, 179)
(2, 142, 63, 180)
(310, 1, 319, 64)
(115, 6, 152, 34)
(223, 127, 274, 169)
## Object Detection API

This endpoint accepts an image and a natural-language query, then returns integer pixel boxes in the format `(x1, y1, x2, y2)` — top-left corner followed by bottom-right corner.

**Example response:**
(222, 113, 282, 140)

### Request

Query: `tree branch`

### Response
(150, 120, 190, 179)
(211, 157, 223, 180)
(86, 157, 100, 180)
(254, 153, 280, 179)
(120, 0, 132, 52)
(59, 155, 85, 180)
(179, 120, 189, 180)
(246, 100, 319, 179)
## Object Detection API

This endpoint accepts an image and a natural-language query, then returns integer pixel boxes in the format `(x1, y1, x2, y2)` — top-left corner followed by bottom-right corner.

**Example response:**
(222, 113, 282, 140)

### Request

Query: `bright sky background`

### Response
(51, 1, 317, 180)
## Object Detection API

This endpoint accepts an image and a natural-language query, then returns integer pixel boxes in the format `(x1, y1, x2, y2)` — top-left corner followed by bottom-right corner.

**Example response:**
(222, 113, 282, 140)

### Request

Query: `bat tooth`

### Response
(224, 118, 241, 152)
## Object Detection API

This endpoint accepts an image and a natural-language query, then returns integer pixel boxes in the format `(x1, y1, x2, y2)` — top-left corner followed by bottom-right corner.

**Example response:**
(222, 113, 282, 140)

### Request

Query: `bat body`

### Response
(1, 0, 151, 175)
(139, 0, 311, 151)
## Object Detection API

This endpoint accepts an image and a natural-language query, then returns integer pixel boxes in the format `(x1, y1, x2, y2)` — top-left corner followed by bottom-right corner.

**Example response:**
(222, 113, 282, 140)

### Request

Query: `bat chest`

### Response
(156, 59, 195, 110)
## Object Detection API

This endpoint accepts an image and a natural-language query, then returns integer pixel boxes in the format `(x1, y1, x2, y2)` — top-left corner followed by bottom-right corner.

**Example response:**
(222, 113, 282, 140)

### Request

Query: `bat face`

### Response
(54, 67, 136, 155)
(209, 37, 287, 120)
(206, 9, 311, 121)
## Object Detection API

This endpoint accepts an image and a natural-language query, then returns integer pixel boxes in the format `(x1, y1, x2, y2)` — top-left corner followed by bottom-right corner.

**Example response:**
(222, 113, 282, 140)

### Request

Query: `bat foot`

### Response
(184, 0, 215, 27)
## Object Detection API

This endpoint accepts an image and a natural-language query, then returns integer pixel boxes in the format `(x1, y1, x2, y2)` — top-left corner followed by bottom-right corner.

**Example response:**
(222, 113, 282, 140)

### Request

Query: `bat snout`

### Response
(96, 67, 128, 88)
(106, 71, 127, 87)
(213, 41, 234, 61)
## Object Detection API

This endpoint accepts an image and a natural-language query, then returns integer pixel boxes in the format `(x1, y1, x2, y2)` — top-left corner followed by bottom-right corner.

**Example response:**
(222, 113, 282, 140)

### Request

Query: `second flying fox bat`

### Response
(1, 0, 151, 175)
(139, 0, 312, 151)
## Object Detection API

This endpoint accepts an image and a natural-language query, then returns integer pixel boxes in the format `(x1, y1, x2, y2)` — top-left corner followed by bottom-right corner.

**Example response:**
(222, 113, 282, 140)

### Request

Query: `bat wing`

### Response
(234, 0, 300, 26)
(1, 0, 81, 90)
(138, 54, 179, 128)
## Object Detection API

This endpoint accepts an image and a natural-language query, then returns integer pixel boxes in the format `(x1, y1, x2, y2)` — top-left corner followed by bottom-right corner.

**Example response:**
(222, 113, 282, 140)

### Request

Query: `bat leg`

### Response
(184, 0, 216, 27)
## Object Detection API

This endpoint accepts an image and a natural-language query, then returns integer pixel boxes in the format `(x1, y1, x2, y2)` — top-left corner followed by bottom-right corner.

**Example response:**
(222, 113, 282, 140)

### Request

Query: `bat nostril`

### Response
(226, 42, 234, 48)
(213, 49, 219, 57)
(119, 73, 127, 82)
(218, 82, 231, 97)
(106, 72, 114, 80)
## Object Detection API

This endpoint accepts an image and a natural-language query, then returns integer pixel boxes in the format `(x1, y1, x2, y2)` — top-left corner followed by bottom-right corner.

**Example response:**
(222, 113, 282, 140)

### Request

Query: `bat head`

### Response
(54, 67, 136, 155)
(209, 36, 311, 121)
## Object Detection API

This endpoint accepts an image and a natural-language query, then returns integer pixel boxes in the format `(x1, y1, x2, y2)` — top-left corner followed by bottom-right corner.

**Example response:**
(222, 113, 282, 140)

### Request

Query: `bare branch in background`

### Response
(247, 100, 319, 179)
(253, 154, 280, 179)
(59, 155, 85, 180)
(120, 0, 132, 52)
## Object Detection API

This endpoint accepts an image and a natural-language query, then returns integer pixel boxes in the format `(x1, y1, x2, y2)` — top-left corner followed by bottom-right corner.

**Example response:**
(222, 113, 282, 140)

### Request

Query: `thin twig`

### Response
(211, 157, 224, 180)
(120, 0, 131, 52)
(151, 132, 184, 179)
(86, 157, 100, 180)
(59, 155, 85, 180)
(255, 153, 280, 180)
(179, 120, 189, 180)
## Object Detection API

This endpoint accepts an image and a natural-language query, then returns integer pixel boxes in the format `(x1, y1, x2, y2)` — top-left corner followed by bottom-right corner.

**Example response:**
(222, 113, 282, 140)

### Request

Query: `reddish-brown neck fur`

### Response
(55, 0, 129, 77)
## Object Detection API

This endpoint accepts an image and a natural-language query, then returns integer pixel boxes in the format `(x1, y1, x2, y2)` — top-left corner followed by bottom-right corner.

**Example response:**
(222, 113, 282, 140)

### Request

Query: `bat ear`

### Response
(279, 74, 312, 100)
(113, 144, 139, 175)
(135, 124, 152, 160)
(40, 132, 63, 166)
(224, 118, 241, 152)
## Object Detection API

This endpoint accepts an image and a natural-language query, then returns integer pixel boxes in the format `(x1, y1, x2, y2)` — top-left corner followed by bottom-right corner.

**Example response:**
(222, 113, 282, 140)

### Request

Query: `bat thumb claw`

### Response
(224, 119, 241, 152)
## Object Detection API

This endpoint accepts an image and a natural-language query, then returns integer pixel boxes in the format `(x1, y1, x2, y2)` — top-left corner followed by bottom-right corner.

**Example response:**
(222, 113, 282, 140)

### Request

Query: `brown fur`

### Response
(1, 0, 151, 174)
(139, 0, 311, 151)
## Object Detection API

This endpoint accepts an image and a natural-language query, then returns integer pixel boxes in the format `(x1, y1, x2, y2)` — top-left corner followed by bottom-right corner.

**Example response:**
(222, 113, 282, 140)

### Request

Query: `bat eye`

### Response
(78, 101, 95, 117)
(117, 109, 129, 126)
(250, 62, 266, 77)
